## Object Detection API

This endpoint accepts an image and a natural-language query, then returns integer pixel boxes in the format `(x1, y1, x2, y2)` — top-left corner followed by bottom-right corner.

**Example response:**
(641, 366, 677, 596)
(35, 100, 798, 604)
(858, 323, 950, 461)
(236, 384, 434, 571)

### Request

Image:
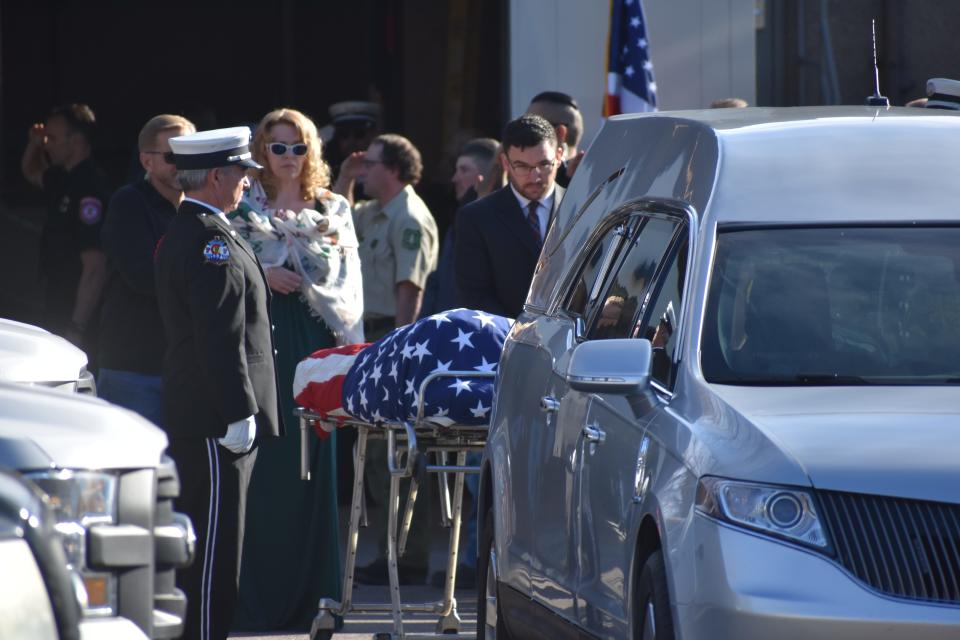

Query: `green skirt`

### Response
(234, 291, 342, 631)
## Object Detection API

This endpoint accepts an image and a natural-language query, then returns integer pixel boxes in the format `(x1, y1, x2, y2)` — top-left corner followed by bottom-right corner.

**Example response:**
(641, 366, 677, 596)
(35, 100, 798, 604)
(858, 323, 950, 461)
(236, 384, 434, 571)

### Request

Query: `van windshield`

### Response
(701, 226, 960, 385)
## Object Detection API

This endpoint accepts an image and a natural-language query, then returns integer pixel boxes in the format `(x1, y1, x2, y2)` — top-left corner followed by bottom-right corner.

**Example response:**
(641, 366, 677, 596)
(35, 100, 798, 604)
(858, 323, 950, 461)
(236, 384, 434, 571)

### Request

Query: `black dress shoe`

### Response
(355, 558, 428, 585)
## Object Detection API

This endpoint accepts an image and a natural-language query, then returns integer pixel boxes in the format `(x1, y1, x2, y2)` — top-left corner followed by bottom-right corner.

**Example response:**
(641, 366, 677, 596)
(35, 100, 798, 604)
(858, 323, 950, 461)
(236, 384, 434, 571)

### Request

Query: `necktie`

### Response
(527, 200, 541, 245)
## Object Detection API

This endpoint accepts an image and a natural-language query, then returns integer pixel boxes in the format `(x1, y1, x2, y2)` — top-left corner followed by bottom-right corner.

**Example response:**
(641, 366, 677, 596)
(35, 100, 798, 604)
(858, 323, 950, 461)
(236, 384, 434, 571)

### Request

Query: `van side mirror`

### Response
(565, 338, 652, 394)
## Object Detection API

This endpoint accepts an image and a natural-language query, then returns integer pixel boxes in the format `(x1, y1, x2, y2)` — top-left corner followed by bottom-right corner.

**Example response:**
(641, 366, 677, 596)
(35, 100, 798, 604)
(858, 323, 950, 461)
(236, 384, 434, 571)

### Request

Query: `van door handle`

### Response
(582, 423, 606, 444)
(540, 396, 560, 413)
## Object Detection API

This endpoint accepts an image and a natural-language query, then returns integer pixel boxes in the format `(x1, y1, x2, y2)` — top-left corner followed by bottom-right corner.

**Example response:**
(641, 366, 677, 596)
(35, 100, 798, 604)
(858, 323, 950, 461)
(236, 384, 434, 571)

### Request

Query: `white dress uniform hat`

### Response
(328, 101, 381, 125)
(925, 78, 960, 110)
(168, 126, 263, 170)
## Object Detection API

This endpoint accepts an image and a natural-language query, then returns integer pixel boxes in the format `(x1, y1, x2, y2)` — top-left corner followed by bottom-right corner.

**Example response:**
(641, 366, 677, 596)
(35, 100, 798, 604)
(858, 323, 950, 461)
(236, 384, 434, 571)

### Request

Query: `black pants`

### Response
(168, 438, 257, 640)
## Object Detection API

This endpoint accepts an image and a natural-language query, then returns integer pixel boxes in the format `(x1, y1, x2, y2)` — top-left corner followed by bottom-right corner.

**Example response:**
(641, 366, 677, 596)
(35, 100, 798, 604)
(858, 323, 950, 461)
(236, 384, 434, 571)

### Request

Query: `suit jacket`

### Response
(154, 199, 282, 440)
(454, 184, 564, 318)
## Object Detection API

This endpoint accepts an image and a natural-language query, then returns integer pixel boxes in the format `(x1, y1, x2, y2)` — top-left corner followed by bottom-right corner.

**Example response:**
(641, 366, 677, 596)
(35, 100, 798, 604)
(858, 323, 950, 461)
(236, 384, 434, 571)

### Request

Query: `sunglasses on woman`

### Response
(269, 142, 309, 156)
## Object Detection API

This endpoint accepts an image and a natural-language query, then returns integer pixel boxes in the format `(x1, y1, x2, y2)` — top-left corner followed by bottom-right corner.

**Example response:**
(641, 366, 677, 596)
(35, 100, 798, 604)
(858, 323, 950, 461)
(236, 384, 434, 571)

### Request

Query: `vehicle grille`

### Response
(817, 490, 960, 604)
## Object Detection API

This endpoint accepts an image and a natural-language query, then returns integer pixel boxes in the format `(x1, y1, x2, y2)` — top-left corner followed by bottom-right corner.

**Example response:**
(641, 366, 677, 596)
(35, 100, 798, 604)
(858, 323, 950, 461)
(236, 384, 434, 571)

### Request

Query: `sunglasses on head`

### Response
(269, 142, 309, 156)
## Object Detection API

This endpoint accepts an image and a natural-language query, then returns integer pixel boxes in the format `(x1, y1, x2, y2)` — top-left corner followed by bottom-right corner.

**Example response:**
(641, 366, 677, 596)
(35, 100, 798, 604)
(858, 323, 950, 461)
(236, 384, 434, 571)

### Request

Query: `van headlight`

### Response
(696, 477, 831, 551)
(25, 470, 118, 616)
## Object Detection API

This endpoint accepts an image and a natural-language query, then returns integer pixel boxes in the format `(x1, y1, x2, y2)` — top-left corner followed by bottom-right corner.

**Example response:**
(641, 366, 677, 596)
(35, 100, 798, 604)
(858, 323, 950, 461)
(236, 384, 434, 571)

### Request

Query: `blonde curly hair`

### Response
(252, 108, 331, 202)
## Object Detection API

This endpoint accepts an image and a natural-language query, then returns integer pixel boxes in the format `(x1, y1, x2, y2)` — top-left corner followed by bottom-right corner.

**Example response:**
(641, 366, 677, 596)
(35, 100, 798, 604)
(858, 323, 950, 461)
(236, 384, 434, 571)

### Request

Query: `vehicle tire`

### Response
(634, 550, 675, 640)
(476, 506, 511, 640)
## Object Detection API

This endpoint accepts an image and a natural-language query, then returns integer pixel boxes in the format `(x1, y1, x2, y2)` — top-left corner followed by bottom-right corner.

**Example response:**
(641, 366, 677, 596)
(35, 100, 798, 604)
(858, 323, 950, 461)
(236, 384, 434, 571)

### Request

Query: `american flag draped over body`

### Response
(294, 309, 511, 436)
(604, 0, 657, 115)
(343, 309, 509, 426)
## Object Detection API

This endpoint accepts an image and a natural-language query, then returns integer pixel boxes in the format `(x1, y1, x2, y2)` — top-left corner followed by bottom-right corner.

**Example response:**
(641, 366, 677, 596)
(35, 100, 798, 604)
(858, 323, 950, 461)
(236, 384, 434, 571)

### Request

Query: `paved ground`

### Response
(231, 583, 478, 639)
(230, 489, 480, 639)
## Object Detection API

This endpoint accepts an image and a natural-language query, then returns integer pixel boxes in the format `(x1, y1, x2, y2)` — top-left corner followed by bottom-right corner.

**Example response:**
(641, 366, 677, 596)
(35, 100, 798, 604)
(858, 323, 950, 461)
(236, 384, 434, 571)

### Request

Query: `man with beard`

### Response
(98, 114, 195, 425)
(455, 114, 565, 317)
(155, 127, 282, 640)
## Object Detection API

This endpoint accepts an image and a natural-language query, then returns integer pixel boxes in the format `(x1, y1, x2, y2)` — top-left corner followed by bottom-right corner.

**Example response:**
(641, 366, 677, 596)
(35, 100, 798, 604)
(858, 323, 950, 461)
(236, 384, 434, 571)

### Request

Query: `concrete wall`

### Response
(509, 0, 757, 147)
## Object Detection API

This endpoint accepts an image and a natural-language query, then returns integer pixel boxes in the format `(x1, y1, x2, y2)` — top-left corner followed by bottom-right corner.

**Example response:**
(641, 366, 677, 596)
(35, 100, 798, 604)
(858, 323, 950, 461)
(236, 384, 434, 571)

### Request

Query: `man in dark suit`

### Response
(455, 114, 565, 318)
(154, 126, 282, 640)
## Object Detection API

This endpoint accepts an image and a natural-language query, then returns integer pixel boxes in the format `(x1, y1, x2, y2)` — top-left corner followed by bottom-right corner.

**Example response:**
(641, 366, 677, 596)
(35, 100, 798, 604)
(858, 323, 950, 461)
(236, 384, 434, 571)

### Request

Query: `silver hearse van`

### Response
(479, 107, 960, 639)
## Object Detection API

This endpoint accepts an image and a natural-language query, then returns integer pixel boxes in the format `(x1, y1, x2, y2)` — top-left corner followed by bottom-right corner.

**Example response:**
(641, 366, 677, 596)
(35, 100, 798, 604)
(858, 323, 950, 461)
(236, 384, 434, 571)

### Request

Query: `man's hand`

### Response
(218, 415, 256, 454)
(265, 266, 302, 294)
(22, 122, 50, 188)
(331, 151, 366, 207)
(340, 151, 366, 182)
(27, 123, 47, 147)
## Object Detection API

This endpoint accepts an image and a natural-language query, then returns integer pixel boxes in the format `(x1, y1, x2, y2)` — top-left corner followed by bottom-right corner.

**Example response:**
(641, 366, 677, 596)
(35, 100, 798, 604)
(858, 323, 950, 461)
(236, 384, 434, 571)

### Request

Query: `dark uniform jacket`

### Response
(454, 184, 564, 318)
(154, 199, 282, 440)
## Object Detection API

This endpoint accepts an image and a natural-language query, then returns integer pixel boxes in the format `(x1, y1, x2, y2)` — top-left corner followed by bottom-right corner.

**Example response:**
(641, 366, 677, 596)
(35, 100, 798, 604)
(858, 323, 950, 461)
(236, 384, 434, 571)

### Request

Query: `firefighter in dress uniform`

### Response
(154, 127, 282, 640)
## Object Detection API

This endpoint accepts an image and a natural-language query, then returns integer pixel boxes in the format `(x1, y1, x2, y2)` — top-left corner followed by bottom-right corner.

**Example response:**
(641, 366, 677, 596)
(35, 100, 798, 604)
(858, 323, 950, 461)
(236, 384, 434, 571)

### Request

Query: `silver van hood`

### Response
(709, 385, 960, 504)
(0, 383, 168, 470)
(0, 319, 87, 384)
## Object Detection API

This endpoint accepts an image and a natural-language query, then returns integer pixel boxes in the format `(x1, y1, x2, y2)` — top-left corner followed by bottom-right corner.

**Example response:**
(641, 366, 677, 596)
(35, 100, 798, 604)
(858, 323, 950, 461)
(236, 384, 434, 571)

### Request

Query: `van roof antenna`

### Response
(866, 19, 890, 107)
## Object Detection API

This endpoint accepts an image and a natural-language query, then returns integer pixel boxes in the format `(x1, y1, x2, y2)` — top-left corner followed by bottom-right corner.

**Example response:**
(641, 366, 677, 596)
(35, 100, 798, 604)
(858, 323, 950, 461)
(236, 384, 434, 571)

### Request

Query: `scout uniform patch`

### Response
(78, 196, 103, 225)
(203, 236, 231, 264)
(401, 228, 421, 250)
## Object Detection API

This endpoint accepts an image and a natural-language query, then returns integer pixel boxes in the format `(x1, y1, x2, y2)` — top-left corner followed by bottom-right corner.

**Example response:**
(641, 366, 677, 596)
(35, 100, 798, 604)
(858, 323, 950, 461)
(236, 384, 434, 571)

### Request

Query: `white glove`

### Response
(218, 415, 256, 454)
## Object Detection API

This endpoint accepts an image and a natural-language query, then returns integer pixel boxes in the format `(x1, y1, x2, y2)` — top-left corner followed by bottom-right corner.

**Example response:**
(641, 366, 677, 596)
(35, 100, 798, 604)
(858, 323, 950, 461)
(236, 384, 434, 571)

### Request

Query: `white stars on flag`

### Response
(413, 340, 432, 362)
(342, 308, 508, 427)
(429, 312, 452, 328)
(449, 378, 472, 396)
(474, 356, 497, 373)
(472, 311, 497, 328)
(451, 329, 475, 351)
(469, 399, 490, 419)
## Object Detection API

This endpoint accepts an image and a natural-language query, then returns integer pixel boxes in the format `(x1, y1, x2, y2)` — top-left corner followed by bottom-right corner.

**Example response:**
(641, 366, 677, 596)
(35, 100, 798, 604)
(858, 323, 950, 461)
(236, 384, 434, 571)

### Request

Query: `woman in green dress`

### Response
(231, 108, 363, 631)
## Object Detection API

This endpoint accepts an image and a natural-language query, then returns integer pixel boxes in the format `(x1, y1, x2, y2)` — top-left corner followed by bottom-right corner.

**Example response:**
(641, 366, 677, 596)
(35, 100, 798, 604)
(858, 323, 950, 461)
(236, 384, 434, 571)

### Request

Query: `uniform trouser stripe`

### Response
(201, 439, 221, 640)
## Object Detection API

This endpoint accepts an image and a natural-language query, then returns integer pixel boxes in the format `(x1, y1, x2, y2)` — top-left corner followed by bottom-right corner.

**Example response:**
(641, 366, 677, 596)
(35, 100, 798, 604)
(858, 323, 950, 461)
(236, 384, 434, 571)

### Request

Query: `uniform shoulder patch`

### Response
(78, 197, 103, 225)
(203, 235, 231, 264)
(401, 228, 422, 250)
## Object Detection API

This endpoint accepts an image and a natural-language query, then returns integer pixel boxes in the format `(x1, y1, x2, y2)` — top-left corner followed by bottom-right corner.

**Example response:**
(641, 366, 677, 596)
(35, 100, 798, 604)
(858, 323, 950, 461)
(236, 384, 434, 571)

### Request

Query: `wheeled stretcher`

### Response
(298, 369, 494, 640)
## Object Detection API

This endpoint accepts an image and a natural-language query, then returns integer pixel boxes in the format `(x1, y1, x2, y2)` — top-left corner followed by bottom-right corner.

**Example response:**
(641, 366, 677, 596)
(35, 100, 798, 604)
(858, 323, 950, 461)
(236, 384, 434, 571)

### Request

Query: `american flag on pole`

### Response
(604, 0, 657, 116)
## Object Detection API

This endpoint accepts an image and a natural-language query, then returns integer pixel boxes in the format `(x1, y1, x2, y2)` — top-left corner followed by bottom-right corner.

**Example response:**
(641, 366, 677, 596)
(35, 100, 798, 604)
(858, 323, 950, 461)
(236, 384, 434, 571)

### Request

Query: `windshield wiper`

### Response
(790, 373, 875, 385)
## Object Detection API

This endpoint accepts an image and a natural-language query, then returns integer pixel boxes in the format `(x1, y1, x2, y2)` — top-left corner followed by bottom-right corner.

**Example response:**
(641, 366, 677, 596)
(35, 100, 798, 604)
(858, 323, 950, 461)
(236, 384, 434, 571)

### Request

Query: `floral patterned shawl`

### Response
(229, 179, 364, 344)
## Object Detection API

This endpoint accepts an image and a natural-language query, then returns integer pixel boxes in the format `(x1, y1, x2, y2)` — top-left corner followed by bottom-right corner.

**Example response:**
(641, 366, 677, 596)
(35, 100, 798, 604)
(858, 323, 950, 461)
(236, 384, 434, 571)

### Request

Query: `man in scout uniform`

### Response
(348, 133, 438, 585)
(154, 126, 282, 640)
(351, 133, 438, 338)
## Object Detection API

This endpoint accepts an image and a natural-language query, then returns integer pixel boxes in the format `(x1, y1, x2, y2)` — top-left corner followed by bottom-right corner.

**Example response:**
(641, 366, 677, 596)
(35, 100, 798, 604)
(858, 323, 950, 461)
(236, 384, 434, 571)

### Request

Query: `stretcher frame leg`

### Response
(300, 368, 495, 639)
(387, 459, 405, 636)
(437, 451, 453, 527)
